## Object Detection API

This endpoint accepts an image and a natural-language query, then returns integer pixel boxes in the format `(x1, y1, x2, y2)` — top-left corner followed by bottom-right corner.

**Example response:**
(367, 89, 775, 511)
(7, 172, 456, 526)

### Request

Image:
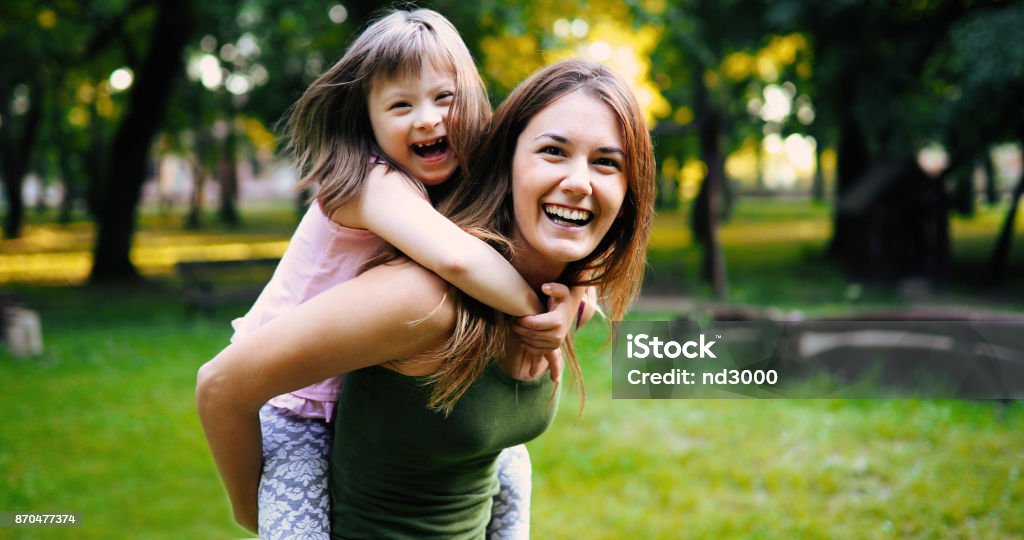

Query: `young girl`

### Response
(221, 9, 583, 539)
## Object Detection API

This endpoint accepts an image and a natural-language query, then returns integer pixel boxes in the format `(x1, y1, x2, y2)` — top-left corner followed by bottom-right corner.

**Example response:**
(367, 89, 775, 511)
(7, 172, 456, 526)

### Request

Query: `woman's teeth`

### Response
(543, 204, 593, 226)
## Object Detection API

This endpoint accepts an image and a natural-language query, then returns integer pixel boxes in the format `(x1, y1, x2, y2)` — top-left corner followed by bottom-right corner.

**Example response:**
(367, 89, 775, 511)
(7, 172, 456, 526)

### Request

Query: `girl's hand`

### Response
(513, 283, 575, 382)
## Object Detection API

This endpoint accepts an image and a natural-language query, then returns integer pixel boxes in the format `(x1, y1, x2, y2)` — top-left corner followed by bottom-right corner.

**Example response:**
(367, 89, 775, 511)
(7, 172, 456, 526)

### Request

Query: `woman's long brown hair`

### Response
(384, 59, 656, 414)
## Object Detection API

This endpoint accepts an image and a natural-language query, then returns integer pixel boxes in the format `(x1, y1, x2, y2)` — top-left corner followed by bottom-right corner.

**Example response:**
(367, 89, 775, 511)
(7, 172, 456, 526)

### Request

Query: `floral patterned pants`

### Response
(257, 404, 531, 539)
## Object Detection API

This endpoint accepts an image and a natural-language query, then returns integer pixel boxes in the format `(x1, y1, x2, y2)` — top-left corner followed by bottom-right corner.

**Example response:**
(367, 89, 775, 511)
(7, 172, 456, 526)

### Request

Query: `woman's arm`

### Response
(333, 167, 544, 316)
(196, 262, 454, 531)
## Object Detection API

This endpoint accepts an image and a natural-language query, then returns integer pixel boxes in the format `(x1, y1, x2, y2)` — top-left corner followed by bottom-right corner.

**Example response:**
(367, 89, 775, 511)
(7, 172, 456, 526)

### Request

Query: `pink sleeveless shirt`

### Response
(231, 201, 386, 421)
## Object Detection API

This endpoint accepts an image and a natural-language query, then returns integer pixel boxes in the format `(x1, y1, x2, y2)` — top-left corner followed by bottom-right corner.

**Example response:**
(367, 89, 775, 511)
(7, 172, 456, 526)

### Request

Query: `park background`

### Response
(2, 0, 1023, 538)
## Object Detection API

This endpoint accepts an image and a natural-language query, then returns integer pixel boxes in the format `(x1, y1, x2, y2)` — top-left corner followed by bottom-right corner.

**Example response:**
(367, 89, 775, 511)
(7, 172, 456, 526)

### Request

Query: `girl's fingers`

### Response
(547, 350, 563, 384)
(541, 282, 571, 310)
(513, 321, 558, 336)
(516, 313, 558, 331)
(521, 343, 558, 356)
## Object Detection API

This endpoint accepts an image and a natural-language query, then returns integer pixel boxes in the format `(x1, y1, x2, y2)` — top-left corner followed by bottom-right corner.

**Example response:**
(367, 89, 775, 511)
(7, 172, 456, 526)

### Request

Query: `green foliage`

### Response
(942, 2, 1024, 160)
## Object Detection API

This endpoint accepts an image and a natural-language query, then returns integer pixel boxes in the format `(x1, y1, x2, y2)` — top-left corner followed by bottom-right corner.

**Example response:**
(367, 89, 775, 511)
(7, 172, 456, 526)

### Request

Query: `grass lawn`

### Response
(2, 199, 1023, 538)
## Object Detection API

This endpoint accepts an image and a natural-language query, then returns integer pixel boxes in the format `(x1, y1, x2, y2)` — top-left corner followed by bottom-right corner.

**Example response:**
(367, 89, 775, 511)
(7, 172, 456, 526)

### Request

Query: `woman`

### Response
(197, 59, 655, 538)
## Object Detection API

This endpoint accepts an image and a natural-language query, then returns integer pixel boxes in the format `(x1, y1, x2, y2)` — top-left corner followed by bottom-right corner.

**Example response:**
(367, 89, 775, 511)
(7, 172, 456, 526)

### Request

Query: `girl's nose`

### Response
(413, 106, 443, 130)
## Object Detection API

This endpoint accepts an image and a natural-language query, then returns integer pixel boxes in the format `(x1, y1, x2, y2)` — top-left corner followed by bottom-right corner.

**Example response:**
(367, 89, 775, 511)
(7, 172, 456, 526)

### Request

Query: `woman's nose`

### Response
(560, 159, 593, 197)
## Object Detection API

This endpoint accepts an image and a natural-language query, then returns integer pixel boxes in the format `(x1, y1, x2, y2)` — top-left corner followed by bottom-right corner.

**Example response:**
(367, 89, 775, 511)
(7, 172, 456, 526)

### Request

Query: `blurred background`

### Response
(1, 1, 1022, 538)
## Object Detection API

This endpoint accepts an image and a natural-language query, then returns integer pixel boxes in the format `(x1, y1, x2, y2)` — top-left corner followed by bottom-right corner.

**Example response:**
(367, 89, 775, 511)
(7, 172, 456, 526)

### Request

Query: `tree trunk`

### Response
(186, 89, 210, 230)
(983, 148, 998, 206)
(1, 80, 44, 239)
(84, 104, 105, 218)
(89, 0, 194, 282)
(217, 121, 239, 227)
(828, 99, 870, 262)
(991, 157, 1024, 282)
(186, 156, 206, 230)
(812, 138, 826, 202)
(691, 68, 728, 300)
(57, 152, 80, 225)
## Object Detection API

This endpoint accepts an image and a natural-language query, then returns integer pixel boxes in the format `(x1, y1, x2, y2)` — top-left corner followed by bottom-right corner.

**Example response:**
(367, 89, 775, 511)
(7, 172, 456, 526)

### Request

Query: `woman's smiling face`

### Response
(511, 90, 628, 274)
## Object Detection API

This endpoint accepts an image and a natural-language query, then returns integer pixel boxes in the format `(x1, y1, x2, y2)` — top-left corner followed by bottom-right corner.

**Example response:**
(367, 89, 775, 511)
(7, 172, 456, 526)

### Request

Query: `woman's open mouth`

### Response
(543, 204, 593, 227)
(411, 136, 448, 160)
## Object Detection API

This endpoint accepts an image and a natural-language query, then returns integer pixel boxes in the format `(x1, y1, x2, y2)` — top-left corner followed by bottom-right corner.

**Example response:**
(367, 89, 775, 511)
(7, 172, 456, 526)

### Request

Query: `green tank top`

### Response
(329, 360, 558, 539)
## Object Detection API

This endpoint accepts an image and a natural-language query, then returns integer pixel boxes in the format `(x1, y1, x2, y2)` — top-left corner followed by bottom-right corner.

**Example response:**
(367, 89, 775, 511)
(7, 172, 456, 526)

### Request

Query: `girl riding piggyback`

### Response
(220, 8, 583, 539)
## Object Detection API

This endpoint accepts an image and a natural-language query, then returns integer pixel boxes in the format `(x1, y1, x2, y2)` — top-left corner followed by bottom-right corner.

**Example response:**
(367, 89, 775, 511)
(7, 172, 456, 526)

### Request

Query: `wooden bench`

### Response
(176, 258, 280, 314)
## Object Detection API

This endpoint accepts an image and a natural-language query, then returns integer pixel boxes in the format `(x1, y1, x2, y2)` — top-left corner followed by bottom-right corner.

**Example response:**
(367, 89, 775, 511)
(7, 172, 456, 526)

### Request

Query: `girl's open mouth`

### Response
(411, 137, 448, 159)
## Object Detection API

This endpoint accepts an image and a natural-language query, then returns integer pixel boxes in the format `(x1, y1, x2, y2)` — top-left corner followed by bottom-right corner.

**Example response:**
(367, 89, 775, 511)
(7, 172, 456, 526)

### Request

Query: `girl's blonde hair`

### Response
(282, 9, 491, 216)
(419, 59, 656, 414)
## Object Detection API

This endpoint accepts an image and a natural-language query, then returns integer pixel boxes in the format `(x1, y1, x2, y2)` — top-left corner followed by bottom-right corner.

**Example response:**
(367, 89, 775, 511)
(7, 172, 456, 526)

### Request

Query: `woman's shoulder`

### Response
(361, 261, 456, 333)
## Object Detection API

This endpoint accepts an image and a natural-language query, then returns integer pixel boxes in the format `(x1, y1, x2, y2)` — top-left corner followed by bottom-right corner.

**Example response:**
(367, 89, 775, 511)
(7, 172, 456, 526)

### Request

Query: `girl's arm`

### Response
(333, 167, 543, 316)
(196, 262, 454, 531)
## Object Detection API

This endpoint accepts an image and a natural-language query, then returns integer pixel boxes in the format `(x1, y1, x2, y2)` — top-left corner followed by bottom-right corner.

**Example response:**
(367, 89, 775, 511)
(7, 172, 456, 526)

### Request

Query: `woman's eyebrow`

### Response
(598, 146, 625, 156)
(534, 133, 625, 156)
(535, 133, 569, 144)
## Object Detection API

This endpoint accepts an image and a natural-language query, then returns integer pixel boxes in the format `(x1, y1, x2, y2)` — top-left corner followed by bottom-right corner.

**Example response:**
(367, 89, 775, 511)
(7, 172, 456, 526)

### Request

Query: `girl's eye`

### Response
(540, 146, 565, 157)
(594, 157, 621, 170)
(436, 91, 454, 102)
(389, 101, 411, 110)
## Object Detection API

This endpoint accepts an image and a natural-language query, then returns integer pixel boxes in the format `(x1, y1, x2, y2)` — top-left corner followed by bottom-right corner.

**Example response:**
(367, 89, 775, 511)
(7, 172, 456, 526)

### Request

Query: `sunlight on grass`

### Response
(0, 241, 289, 284)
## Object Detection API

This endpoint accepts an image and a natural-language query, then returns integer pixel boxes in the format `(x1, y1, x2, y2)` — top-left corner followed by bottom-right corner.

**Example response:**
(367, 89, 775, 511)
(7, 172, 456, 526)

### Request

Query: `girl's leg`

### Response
(487, 444, 532, 540)
(258, 404, 332, 540)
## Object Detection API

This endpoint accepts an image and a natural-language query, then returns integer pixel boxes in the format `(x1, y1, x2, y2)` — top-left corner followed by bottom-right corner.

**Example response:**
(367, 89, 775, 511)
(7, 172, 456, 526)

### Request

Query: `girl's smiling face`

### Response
(510, 90, 628, 277)
(367, 60, 457, 186)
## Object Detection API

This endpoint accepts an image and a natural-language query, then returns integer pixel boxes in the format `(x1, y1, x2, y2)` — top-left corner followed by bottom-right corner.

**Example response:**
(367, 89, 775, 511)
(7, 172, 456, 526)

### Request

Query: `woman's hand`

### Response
(512, 283, 577, 382)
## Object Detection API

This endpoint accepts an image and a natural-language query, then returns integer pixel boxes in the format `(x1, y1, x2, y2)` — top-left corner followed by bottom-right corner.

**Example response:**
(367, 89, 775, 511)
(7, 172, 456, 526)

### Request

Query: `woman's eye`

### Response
(540, 146, 565, 157)
(594, 157, 621, 170)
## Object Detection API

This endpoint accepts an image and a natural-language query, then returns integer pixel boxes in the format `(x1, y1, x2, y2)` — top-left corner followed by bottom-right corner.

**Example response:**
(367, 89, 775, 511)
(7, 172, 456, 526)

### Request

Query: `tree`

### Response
(89, 0, 195, 282)
(764, 0, 1009, 284)
(645, 0, 774, 299)
(942, 3, 1024, 280)
(0, 5, 50, 239)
